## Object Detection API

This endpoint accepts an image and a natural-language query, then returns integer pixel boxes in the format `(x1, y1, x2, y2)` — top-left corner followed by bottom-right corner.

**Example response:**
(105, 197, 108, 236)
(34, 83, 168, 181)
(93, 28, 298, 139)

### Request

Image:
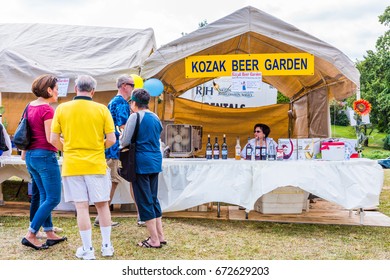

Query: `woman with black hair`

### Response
(240, 123, 278, 159)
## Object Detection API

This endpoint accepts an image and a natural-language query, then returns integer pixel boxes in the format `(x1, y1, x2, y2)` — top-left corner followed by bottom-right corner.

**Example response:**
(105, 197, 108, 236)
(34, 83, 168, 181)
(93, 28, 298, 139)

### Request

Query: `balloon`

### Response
(130, 74, 143, 89)
(143, 78, 164, 97)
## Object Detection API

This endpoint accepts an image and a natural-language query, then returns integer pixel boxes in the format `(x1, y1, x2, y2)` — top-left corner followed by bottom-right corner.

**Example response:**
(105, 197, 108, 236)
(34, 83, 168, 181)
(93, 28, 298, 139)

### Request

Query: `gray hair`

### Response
(75, 75, 97, 92)
(116, 74, 133, 88)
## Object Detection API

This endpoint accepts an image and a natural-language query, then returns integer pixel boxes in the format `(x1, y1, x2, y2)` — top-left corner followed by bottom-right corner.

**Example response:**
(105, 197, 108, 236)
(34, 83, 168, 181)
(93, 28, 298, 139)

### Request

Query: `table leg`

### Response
(359, 208, 365, 225)
(0, 183, 4, 205)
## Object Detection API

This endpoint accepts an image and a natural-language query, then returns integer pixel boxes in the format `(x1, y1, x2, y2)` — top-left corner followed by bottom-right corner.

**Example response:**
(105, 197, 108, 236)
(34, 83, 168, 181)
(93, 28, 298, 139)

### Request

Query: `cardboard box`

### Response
(277, 139, 297, 160)
(321, 141, 345, 160)
(339, 138, 358, 153)
(297, 138, 321, 160)
(254, 186, 308, 214)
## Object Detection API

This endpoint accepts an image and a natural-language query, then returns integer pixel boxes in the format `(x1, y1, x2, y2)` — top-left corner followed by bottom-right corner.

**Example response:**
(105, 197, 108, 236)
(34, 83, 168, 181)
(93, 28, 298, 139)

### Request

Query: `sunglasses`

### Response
(254, 130, 263, 133)
(125, 83, 134, 87)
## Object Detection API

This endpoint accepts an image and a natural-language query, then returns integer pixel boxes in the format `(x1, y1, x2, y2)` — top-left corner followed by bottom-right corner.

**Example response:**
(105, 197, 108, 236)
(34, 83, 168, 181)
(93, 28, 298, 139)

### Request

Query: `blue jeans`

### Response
(29, 179, 40, 222)
(26, 149, 61, 233)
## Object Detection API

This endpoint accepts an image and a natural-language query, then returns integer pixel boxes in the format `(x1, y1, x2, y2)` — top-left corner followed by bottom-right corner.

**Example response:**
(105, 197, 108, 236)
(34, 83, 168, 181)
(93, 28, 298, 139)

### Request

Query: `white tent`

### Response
(141, 6, 360, 138)
(0, 23, 156, 134)
(141, 6, 359, 101)
(0, 23, 156, 93)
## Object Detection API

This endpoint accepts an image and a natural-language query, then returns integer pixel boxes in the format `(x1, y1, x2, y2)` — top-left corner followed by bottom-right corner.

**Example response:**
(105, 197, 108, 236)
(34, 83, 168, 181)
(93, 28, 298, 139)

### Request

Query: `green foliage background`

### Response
(356, 6, 390, 134)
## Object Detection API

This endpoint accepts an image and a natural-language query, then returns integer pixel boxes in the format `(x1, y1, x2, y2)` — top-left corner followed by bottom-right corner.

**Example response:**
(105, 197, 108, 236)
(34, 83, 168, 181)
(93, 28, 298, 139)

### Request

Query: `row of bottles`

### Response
(206, 134, 228, 160)
(205, 134, 276, 160)
(245, 137, 276, 161)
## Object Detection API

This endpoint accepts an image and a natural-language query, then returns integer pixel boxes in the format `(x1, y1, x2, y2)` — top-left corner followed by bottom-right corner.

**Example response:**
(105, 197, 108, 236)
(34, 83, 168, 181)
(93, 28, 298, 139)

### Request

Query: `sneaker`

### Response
(137, 220, 146, 227)
(101, 244, 114, 257)
(75, 246, 96, 260)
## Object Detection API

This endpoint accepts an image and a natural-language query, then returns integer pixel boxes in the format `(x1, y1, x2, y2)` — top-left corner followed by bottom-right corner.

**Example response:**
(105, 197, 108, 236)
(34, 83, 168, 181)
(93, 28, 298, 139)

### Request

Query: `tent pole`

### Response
(154, 96, 158, 115)
(356, 88, 361, 100)
(288, 102, 293, 138)
(161, 92, 166, 121)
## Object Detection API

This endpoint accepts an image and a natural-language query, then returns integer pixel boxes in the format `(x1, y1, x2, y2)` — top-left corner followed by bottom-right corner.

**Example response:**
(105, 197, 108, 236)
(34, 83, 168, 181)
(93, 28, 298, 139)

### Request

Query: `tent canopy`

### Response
(141, 6, 359, 101)
(0, 23, 156, 93)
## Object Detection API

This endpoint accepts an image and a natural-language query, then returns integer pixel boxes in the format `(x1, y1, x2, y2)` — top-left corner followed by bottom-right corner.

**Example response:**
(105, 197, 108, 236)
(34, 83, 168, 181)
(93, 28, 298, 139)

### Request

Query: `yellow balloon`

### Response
(130, 74, 144, 89)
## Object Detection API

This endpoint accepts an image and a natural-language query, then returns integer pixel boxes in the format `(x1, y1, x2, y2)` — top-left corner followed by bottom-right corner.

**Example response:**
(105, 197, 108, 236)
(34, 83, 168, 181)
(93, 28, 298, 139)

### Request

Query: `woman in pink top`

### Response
(21, 74, 66, 250)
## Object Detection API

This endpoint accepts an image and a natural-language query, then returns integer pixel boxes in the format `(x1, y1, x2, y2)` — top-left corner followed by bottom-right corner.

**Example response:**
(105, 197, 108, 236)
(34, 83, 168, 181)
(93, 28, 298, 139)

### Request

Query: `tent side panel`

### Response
(292, 96, 309, 138)
(292, 88, 330, 139)
(308, 87, 329, 138)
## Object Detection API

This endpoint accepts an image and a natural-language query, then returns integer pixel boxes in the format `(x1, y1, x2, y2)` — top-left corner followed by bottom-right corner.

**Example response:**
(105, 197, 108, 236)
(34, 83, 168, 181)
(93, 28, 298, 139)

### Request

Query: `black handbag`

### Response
(13, 104, 31, 150)
(118, 112, 140, 182)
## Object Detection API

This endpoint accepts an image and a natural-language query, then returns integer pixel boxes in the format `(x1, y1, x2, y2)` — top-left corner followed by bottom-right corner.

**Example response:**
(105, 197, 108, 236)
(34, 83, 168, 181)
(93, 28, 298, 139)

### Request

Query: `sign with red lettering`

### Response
(57, 78, 70, 97)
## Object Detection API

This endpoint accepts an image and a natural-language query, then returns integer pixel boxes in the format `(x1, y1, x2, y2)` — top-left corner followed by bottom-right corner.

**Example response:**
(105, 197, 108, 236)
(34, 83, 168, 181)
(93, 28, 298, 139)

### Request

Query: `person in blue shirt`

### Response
(120, 89, 166, 248)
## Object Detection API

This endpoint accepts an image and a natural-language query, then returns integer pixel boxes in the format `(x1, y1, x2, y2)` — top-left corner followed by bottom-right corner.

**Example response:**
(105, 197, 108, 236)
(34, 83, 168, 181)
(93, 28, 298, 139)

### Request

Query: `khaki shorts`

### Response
(106, 158, 122, 183)
(62, 169, 111, 203)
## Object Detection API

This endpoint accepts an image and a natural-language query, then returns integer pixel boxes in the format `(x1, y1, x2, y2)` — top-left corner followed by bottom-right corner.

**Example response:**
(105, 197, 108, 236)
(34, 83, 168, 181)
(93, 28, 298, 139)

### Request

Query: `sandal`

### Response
(146, 236, 167, 246)
(137, 239, 162, 249)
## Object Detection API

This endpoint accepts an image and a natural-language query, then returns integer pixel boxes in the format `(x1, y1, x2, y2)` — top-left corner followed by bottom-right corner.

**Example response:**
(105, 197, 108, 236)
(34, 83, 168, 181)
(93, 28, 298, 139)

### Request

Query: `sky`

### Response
(0, 0, 388, 62)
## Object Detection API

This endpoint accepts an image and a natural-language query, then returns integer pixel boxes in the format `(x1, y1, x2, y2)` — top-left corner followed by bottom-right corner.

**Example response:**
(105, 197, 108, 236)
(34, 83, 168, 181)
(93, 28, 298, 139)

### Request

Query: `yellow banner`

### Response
(185, 53, 314, 78)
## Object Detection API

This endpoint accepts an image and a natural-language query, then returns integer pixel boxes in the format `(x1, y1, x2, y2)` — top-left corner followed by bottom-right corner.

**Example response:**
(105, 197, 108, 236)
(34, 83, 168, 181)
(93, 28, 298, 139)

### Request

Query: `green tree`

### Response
(276, 91, 289, 104)
(182, 20, 208, 36)
(357, 6, 390, 133)
(329, 100, 349, 126)
(198, 20, 208, 28)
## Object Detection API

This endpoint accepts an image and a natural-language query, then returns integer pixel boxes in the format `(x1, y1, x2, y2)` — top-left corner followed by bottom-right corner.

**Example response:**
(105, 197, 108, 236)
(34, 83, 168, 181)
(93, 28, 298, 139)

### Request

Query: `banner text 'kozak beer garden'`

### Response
(185, 53, 314, 78)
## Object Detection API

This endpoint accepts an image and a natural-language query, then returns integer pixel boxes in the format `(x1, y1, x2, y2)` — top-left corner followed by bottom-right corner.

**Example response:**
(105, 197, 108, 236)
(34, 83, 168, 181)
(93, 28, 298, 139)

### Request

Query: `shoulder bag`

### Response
(118, 112, 140, 182)
(13, 104, 31, 150)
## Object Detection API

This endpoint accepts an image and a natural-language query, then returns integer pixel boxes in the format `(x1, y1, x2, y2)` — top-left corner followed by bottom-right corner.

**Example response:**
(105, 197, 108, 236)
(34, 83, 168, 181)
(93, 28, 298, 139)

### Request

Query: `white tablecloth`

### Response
(159, 158, 384, 212)
(0, 156, 384, 212)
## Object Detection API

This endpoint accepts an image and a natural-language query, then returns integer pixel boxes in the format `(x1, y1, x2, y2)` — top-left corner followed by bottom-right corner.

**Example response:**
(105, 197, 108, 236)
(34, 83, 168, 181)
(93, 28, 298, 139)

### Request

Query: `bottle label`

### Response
(222, 150, 228, 159)
(245, 147, 252, 160)
(276, 148, 284, 160)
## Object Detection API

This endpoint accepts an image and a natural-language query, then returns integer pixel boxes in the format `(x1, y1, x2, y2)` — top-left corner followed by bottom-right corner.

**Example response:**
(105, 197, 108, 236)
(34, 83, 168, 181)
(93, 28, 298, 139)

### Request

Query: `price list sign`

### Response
(57, 78, 70, 97)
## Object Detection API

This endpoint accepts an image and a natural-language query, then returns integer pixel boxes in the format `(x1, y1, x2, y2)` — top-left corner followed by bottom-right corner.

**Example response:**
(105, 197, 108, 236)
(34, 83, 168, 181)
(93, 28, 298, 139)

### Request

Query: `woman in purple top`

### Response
(21, 74, 66, 250)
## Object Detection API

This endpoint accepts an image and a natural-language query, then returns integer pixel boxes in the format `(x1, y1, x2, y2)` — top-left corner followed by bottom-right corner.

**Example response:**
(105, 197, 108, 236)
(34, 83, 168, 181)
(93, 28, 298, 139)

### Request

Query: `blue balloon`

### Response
(143, 78, 164, 97)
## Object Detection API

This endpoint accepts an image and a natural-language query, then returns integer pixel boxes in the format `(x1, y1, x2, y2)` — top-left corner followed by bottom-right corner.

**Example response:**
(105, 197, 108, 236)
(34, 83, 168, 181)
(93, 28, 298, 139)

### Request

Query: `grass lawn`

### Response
(1, 169, 390, 260)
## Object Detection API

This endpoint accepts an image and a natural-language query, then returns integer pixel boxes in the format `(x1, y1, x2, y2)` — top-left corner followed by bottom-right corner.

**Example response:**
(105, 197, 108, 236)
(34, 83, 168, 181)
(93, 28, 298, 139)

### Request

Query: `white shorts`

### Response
(62, 169, 111, 203)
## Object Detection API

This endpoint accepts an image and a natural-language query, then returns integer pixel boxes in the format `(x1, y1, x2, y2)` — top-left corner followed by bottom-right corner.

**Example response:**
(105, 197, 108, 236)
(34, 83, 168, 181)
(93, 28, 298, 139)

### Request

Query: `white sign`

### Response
(231, 71, 262, 92)
(180, 76, 277, 108)
(348, 110, 357, 126)
(57, 78, 70, 97)
(361, 114, 370, 124)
